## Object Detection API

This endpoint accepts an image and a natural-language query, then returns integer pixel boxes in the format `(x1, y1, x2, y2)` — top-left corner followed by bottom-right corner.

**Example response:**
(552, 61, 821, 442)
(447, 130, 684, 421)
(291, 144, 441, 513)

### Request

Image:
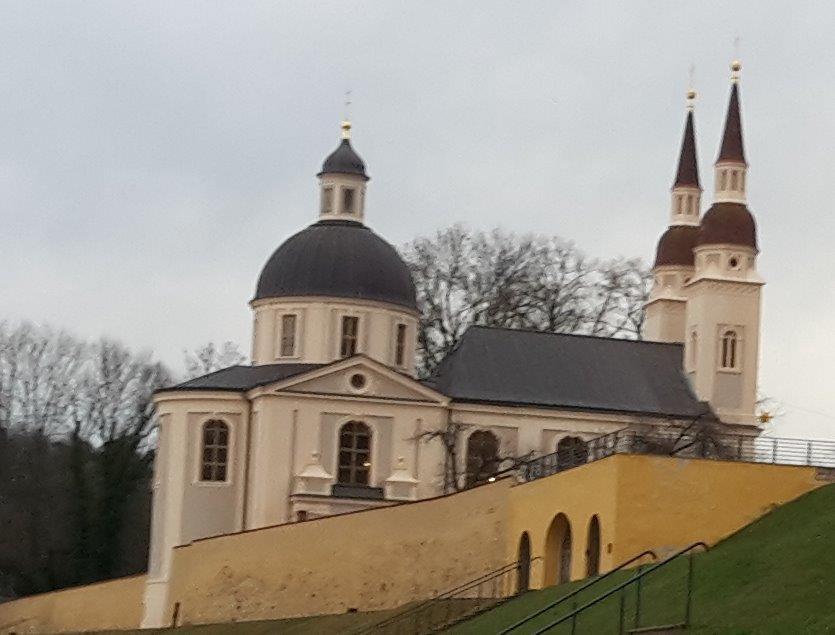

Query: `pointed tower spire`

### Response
(666, 88, 701, 227)
(714, 61, 748, 203)
(673, 91, 700, 189)
(684, 57, 764, 427)
(717, 62, 746, 164)
(644, 87, 702, 344)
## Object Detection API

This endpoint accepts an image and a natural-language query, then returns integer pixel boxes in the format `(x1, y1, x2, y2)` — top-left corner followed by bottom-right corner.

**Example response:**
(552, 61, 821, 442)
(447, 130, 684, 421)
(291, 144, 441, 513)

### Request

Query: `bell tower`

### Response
(683, 61, 763, 427)
(644, 89, 701, 343)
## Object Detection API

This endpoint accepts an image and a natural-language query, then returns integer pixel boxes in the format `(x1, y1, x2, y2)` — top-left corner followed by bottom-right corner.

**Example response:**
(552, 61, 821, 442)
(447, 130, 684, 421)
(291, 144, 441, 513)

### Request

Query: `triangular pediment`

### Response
(258, 356, 448, 404)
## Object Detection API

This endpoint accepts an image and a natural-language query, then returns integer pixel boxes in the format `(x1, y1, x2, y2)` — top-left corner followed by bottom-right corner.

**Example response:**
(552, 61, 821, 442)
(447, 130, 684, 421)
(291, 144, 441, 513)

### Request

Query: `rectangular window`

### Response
(280, 314, 297, 357)
(395, 323, 407, 366)
(689, 330, 698, 370)
(321, 187, 334, 214)
(200, 420, 229, 482)
(342, 187, 355, 214)
(340, 316, 359, 358)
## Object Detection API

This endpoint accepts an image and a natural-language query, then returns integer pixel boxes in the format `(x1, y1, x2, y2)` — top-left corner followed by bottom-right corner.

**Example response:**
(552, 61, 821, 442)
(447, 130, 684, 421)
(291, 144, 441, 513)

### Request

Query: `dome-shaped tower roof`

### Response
(317, 121, 369, 180)
(254, 220, 417, 310)
(653, 225, 699, 267)
(697, 202, 758, 251)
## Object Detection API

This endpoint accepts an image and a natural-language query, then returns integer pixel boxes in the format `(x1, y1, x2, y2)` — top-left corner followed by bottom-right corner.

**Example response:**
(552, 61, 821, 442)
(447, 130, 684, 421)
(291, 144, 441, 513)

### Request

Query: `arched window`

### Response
(730, 171, 738, 190)
(721, 330, 739, 370)
(201, 420, 229, 482)
(338, 421, 371, 485)
(586, 516, 601, 577)
(545, 513, 573, 585)
(517, 532, 531, 594)
(465, 430, 500, 487)
(689, 330, 698, 368)
(556, 436, 588, 470)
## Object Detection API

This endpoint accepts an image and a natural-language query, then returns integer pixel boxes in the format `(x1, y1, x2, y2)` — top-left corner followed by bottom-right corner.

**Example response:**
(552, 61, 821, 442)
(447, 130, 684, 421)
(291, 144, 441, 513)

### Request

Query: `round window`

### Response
(349, 373, 367, 390)
(729, 256, 740, 269)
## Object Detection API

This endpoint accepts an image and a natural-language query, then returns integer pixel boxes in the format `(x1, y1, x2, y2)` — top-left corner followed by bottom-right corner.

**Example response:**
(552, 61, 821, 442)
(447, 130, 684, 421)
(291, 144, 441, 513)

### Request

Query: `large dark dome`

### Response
(654, 225, 699, 267)
(254, 220, 417, 310)
(698, 202, 758, 250)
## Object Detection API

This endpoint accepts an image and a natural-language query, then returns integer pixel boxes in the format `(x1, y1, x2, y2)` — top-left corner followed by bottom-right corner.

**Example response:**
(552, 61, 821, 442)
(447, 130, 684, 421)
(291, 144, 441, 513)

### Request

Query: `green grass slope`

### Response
(450, 483, 835, 634)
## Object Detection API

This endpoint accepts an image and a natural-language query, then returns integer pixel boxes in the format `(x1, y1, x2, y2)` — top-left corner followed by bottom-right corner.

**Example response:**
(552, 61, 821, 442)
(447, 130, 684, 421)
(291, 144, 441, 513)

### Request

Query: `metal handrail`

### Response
(522, 429, 835, 484)
(356, 557, 541, 634)
(531, 541, 709, 634)
(497, 549, 658, 635)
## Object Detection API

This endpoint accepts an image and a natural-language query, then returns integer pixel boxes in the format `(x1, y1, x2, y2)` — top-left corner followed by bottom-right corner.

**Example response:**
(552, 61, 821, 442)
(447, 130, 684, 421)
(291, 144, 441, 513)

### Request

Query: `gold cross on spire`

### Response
(731, 37, 742, 82)
(687, 64, 696, 110)
(341, 90, 352, 139)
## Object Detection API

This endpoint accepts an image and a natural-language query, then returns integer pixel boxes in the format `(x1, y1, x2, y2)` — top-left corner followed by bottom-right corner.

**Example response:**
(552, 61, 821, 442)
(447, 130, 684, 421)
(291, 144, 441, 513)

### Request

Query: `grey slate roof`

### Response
(167, 363, 324, 392)
(430, 326, 711, 418)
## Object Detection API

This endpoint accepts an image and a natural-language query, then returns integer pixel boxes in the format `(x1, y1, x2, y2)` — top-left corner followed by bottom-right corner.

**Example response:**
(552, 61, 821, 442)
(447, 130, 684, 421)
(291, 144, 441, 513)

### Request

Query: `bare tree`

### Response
(417, 417, 533, 494)
(0, 323, 171, 596)
(402, 226, 651, 376)
(183, 341, 247, 379)
(72, 339, 172, 580)
(416, 417, 471, 494)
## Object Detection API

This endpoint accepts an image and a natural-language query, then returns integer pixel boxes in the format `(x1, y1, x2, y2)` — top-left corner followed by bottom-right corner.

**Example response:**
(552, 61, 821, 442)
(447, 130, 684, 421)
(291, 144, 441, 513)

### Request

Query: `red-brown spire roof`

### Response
(717, 83, 746, 164)
(673, 109, 700, 188)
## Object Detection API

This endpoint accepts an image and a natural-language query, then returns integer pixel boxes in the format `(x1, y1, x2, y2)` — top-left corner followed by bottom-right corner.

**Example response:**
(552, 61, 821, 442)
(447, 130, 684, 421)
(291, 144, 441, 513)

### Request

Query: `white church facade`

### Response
(142, 63, 763, 626)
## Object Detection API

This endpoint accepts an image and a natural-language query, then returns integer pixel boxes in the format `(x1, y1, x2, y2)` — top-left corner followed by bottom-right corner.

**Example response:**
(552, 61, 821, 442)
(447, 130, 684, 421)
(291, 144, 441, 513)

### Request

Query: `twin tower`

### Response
(644, 61, 763, 427)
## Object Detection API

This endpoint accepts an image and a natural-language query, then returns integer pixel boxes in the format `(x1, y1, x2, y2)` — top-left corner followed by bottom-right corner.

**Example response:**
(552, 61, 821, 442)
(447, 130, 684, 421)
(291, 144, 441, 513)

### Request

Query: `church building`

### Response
(142, 62, 763, 627)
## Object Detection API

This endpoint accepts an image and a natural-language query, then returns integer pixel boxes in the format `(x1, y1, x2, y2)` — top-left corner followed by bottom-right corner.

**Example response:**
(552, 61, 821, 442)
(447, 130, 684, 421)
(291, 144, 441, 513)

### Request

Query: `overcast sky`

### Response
(2, 1, 833, 438)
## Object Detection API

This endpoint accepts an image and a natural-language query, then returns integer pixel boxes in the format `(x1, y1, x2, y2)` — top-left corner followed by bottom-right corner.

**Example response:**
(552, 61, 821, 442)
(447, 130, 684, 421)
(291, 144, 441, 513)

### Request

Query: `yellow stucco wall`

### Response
(3, 454, 826, 633)
(610, 454, 826, 562)
(506, 456, 622, 587)
(0, 574, 146, 635)
(505, 454, 825, 590)
(168, 478, 513, 625)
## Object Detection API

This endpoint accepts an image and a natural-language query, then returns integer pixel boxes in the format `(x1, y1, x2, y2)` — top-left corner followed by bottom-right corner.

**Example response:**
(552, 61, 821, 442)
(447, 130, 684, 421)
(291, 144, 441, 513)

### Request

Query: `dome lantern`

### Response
(317, 120, 369, 224)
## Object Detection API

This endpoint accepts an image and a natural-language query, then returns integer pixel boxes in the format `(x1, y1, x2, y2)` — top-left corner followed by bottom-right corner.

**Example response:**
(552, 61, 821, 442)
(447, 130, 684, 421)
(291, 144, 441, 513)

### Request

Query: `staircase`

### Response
(482, 542, 707, 634)
(353, 558, 540, 634)
(497, 549, 657, 635)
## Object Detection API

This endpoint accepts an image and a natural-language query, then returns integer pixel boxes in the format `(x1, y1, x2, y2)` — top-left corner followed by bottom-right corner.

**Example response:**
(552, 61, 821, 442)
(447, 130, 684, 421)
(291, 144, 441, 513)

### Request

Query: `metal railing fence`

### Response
(497, 549, 657, 635)
(522, 429, 835, 483)
(531, 542, 709, 634)
(356, 558, 541, 635)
